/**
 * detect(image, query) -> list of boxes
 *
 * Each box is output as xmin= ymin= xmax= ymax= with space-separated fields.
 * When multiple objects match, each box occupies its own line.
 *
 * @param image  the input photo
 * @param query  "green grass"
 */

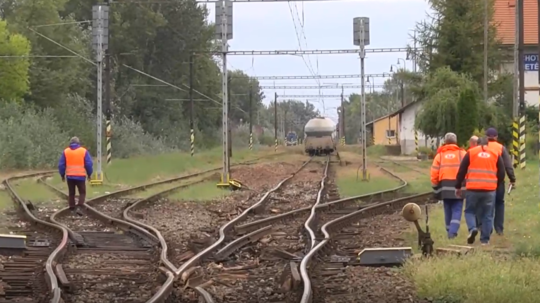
xmin=168 ymin=181 xmax=231 ymax=201
xmin=0 ymin=147 xmax=279 ymax=210
xmin=403 ymin=160 xmax=540 ymax=303
xmin=336 ymin=174 xmax=402 ymax=197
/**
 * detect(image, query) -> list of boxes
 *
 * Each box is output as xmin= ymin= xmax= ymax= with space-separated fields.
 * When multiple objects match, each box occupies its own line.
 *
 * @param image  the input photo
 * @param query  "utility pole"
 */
xmin=483 ymin=0 xmax=488 ymax=103
xmin=189 ymin=53 xmax=195 ymax=157
xmin=249 ymin=86 xmax=253 ymax=151
xmin=274 ymin=92 xmax=278 ymax=152
xmin=537 ymin=0 xmax=540 ymax=161
xmin=517 ymin=0 xmax=526 ymax=169
xmin=91 ymin=4 xmax=109 ymax=186
xmin=512 ymin=0 xmax=520 ymax=168
xmin=354 ymin=17 xmax=370 ymax=181
xmin=216 ymin=0 xmax=233 ymax=188
xmin=227 ymin=74 xmax=232 ymax=158
xmin=412 ymin=30 xmax=417 ymax=73
xmin=104 ymin=0 xmax=112 ymax=168
xmin=340 ymin=85 xmax=345 ymax=146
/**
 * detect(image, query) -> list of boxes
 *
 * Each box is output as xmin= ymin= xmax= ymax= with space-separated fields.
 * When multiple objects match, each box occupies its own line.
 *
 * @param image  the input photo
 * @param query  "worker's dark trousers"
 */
xmin=493 ymin=182 xmax=505 ymax=234
xmin=67 ymin=179 xmax=86 ymax=209
xmin=443 ymin=199 xmax=464 ymax=238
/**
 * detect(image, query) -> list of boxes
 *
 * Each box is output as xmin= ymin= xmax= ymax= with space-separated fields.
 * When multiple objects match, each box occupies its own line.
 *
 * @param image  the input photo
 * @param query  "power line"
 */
xmin=276 ymin=94 xmax=348 ymax=98
xmin=252 ymin=73 xmax=391 ymax=80
xmin=200 ymin=48 xmax=410 ymax=55
xmin=261 ymin=84 xmax=385 ymax=89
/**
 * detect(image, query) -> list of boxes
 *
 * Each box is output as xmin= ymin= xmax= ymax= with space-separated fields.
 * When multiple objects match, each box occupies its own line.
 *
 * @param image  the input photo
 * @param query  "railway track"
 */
xmin=1 ymin=172 xmax=67 ymax=303
xmin=0 ymin=154 xmax=281 ymax=303
xmin=122 ymin=156 xmax=332 ymax=301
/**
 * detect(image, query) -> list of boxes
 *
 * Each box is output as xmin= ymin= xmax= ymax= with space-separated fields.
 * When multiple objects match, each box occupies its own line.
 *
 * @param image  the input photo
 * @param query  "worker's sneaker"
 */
xmin=74 ymin=206 xmax=85 ymax=216
xmin=495 ymin=230 xmax=504 ymax=236
xmin=481 ymin=242 xmax=489 ymax=246
xmin=467 ymin=229 xmax=478 ymax=244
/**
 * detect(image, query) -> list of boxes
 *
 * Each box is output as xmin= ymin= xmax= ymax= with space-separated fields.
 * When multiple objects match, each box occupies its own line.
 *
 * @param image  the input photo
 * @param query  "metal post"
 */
xmin=360 ymin=20 xmax=368 ymax=180
xmin=189 ymin=53 xmax=195 ymax=157
xmin=249 ymin=86 xmax=253 ymax=151
xmin=512 ymin=0 xmax=520 ymax=168
xmin=537 ymin=0 xmax=540 ymax=164
xmin=227 ymin=74 xmax=232 ymax=159
xmin=219 ymin=0 xmax=230 ymax=186
xmin=483 ymin=0 xmax=488 ymax=103
xmin=518 ymin=0 xmax=526 ymax=169
xmin=274 ymin=92 xmax=278 ymax=152
xmin=96 ymin=8 xmax=104 ymax=183
xmin=105 ymin=42 xmax=112 ymax=167
xmin=340 ymin=86 xmax=345 ymax=146
xmin=413 ymin=30 xmax=417 ymax=73
xmin=415 ymin=129 xmax=419 ymax=156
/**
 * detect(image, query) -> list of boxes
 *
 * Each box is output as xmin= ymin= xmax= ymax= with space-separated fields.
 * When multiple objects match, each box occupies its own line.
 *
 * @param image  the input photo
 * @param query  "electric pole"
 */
xmin=274 ymin=92 xmax=278 ymax=152
xmin=249 ymin=86 xmax=253 ymax=151
xmin=91 ymin=4 xmax=109 ymax=185
xmin=104 ymin=0 xmax=112 ymax=168
xmin=216 ymin=0 xmax=233 ymax=188
xmin=354 ymin=17 xmax=370 ymax=181
xmin=483 ymin=0 xmax=488 ymax=104
xmin=518 ymin=0 xmax=526 ymax=169
xmin=340 ymin=85 xmax=345 ymax=145
xmin=227 ymin=74 xmax=232 ymax=158
xmin=189 ymin=53 xmax=195 ymax=157
xmin=512 ymin=0 xmax=520 ymax=168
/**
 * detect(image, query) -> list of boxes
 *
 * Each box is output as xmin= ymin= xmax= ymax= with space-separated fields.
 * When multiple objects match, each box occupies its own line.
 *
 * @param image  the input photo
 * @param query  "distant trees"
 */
xmin=0 ymin=20 xmax=30 ymax=101
xmin=411 ymin=0 xmax=514 ymax=145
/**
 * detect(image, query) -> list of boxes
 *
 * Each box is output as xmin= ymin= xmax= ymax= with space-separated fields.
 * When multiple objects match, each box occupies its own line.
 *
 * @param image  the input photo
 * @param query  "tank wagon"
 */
xmin=304 ymin=117 xmax=336 ymax=156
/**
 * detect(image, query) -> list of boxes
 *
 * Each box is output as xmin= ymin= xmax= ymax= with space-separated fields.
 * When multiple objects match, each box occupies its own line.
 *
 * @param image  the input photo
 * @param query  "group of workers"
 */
xmin=430 ymin=128 xmax=516 ymax=245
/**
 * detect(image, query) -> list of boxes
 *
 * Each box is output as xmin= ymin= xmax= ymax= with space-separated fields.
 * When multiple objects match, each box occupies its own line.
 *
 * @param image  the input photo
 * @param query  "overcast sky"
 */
xmin=203 ymin=0 xmax=431 ymax=122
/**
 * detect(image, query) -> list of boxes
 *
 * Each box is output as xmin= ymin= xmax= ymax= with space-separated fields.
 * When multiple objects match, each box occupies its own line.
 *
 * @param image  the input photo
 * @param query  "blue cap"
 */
xmin=485 ymin=128 xmax=498 ymax=137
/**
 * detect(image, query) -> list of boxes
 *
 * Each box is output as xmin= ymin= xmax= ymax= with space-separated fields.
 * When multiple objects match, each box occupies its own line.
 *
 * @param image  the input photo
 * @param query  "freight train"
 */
xmin=304 ymin=117 xmax=336 ymax=156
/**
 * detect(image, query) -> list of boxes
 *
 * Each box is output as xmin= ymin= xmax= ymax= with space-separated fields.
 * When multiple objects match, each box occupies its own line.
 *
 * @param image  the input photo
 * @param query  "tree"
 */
xmin=0 ymin=19 xmax=31 ymax=101
xmin=416 ymin=67 xmax=479 ymax=137
xmin=413 ymin=0 xmax=502 ymax=86
xmin=456 ymin=87 xmax=479 ymax=146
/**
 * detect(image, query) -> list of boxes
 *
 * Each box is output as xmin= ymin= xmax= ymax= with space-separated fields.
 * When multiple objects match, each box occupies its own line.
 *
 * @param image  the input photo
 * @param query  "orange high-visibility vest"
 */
xmin=487 ymin=141 xmax=503 ymax=156
xmin=64 ymin=147 xmax=87 ymax=177
xmin=430 ymin=145 xmax=466 ymax=198
xmin=466 ymin=145 xmax=499 ymax=191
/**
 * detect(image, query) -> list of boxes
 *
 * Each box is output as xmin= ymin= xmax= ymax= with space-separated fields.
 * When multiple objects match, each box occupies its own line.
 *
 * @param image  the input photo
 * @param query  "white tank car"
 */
xmin=304 ymin=117 xmax=336 ymax=156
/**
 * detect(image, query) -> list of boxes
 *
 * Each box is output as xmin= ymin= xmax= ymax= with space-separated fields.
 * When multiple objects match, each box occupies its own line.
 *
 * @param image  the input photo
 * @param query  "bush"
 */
xmin=111 ymin=116 xmax=171 ymax=158
xmin=0 ymin=102 xmax=68 ymax=169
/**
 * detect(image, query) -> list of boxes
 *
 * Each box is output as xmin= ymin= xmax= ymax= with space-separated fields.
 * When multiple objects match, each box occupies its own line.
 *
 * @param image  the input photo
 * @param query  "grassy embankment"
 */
xmin=335 ymin=146 xmax=403 ymax=197
xmin=402 ymin=160 xmax=540 ymax=303
xmin=0 ymin=146 xmax=285 ymax=209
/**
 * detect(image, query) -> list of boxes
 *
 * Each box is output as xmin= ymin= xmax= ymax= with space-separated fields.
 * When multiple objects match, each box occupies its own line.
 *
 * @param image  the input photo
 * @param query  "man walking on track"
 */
xmin=454 ymin=139 xmax=505 ymax=245
xmin=58 ymin=137 xmax=93 ymax=215
xmin=430 ymin=133 xmax=466 ymax=239
xmin=485 ymin=128 xmax=516 ymax=236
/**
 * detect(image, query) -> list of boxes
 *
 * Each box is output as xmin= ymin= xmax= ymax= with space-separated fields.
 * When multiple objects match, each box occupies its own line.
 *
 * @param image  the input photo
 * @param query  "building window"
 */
xmin=386 ymin=130 xmax=396 ymax=138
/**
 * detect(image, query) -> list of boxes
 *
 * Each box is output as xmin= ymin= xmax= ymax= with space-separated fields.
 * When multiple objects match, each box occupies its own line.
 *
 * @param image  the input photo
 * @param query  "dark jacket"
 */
xmin=455 ymin=149 xmax=505 ymax=191
xmin=488 ymin=139 xmax=516 ymax=183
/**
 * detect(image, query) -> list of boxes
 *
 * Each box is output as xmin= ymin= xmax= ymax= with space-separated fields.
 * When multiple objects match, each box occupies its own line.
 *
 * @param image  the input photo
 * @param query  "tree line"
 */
xmin=0 ymin=0 xmax=319 ymax=169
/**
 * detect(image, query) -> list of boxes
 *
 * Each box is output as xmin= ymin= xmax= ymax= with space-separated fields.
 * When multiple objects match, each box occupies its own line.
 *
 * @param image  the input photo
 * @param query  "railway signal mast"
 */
xmin=91 ymin=5 xmax=109 ymax=186
xmin=215 ymin=0 xmax=240 ymax=189
xmin=354 ymin=17 xmax=370 ymax=181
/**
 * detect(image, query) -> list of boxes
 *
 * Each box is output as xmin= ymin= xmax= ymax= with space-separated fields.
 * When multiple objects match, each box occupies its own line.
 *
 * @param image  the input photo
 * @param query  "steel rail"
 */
xmin=174 ymin=157 xmax=315 ymax=278
xmin=33 ymin=153 xmax=285 ymax=302
xmin=191 ymin=164 xmax=411 ymax=302
xmin=1 ymin=171 xmax=67 ymax=303
xmin=303 ymin=156 xmax=331 ymax=252
xmin=299 ymin=163 xmax=432 ymax=303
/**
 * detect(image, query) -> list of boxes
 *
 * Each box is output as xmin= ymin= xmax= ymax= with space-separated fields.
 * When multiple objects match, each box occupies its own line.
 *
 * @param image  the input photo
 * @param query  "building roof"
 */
xmin=494 ymin=0 xmax=538 ymax=45
xmin=366 ymin=101 xmax=418 ymax=126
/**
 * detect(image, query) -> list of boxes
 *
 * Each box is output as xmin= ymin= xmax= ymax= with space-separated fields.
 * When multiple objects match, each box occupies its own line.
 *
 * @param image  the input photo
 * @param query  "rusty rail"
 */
xmin=299 ymin=160 xmax=432 ymax=303
xmin=1 ymin=171 xmax=67 ymax=303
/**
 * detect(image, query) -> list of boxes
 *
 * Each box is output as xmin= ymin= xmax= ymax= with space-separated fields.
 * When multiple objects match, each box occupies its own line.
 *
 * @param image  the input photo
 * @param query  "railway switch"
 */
xmin=401 ymin=203 xmax=434 ymax=256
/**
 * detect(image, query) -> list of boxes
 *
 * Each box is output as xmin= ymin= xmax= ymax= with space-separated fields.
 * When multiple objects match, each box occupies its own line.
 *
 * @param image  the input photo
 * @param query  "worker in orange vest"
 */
xmin=454 ymin=139 xmax=505 ymax=245
xmin=58 ymin=137 xmax=93 ymax=215
xmin=484 ymin=128 xmax=516 ymax=236
xmin=430 ymin=133 xmax=466 ymax=239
